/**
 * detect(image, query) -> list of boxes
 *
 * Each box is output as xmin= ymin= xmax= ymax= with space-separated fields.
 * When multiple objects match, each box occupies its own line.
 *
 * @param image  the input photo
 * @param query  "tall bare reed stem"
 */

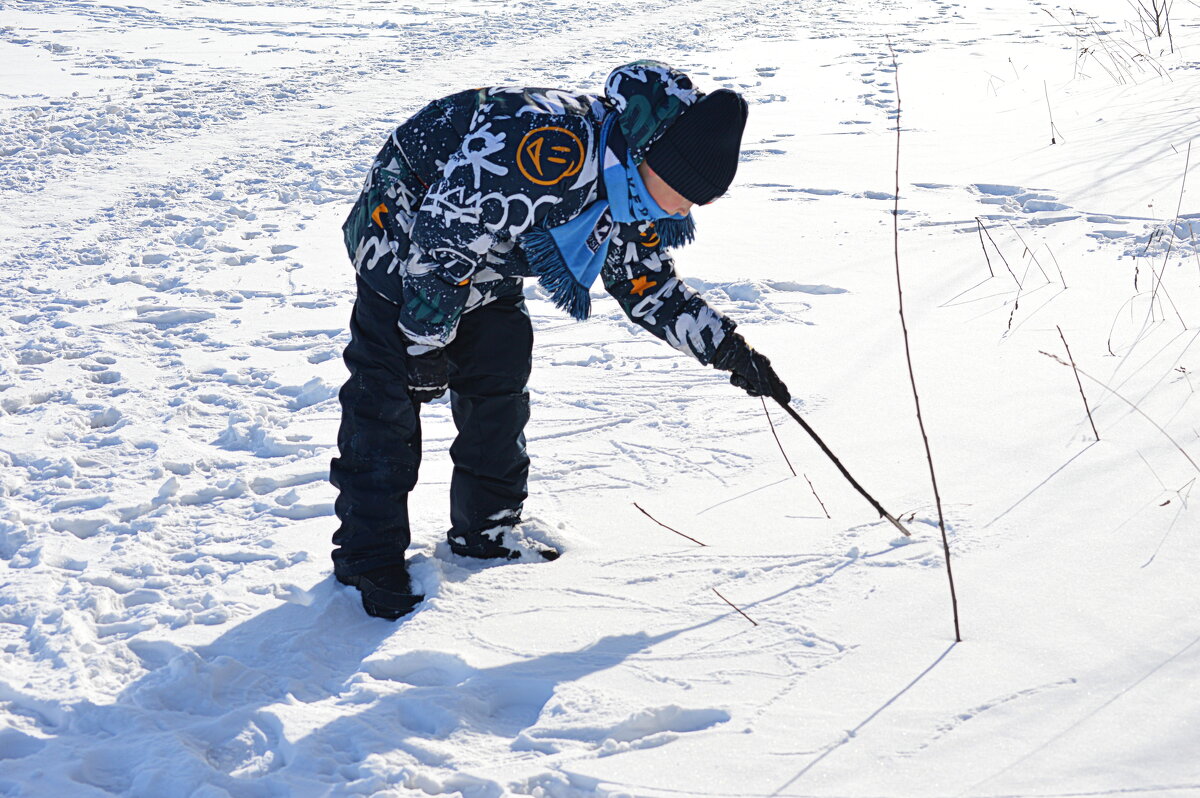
xmin=888 ymin=40 xmax=961 ymax=642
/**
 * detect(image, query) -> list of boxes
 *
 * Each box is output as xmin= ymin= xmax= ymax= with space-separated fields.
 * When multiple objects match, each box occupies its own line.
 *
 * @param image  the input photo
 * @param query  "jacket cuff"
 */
xmin=701 ymin=320 xmax=740 ymax=368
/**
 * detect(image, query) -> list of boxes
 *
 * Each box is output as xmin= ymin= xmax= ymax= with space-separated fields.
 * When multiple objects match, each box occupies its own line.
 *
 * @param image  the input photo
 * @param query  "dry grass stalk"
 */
xmin=805 ymin=474 xmax=832 ymax=519
xmin=758 ymin=399 xmax=833 ymax=520
xmin=1043 ymin=81 xmax=1064 ymax=144
xmin=1040 ymin=352 xmax=1200 ymax=473
xmin=977 ymin=218 xmax=1020 ymax=288
xmin=975 ymin=218 xmax=996 ymax=278
xmin=712 ymin=588 xmax=758 ymax=627
xmin=1005 ymin=222 xmax=1052 ymax=285
xmin=1057 ymin=325 xmax=1101 ymax=440
xmin=1045 ymin=244 xmax=1068 ymax=290
xmin=888 ymin=39 xmax=961 ymax=642
xmin=761 ymin=397 xmax=796 ymax=477
xmin=633 ymin=502 xmax=707 ymax=547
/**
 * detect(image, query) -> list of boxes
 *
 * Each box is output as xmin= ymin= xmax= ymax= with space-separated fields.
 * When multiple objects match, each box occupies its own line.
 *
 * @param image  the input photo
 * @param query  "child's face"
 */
xmin=638 ymin=162 xmax=696 ymax=217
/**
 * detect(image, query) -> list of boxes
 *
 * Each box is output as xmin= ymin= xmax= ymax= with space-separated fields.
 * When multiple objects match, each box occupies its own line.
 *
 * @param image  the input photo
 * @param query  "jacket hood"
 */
xmin=604 ymin=61 xmax=703 ymax=163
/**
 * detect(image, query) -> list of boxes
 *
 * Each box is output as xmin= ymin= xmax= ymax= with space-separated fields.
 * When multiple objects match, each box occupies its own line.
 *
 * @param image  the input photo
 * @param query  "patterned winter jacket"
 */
xmin=341 ymin=61 xmax=735 ymax=364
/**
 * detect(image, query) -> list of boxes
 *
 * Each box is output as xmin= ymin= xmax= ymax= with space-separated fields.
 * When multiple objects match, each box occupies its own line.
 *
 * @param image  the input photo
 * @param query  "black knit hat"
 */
xmin=644 ymin=89 xmax=748 ymax=205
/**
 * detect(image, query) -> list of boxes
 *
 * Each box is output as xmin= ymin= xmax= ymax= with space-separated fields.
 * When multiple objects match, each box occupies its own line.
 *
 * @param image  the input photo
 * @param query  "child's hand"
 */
xmin=406 ymin=349 xmax=449 ymax=402
xmin=712 ymin=332 xmax=790 ymax=403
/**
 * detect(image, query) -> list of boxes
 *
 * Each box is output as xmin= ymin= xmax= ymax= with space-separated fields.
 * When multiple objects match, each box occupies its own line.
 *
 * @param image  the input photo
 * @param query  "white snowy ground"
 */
xmin=2 ymin=0 xmax=1199 ymax=795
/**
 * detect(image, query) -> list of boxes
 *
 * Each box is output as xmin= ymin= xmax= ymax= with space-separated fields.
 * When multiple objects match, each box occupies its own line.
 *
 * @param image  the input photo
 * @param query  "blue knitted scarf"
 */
xmin=523 ymin=115 xmax=696 ymax=320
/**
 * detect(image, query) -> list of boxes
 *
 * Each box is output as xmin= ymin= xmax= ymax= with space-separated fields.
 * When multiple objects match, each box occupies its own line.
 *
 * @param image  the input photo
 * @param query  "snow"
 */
xmin=2 ymin=0 xmax=1200 ymax=795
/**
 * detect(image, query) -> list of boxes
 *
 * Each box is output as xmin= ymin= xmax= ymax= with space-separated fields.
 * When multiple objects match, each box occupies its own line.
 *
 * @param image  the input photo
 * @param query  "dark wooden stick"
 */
xmin=633 ymin=502 xmax=706 ymax=547
xmin=774 ymin=399 xmax=908 ymax=536
xmin=761 ymin=398 xmax=833 ymax=519
xmin=889 ymin=40 xmax=961 ymax=642
xmin=761 ymin=396 xmax=797 ymax=476
xmin=712 ymin=588 xmax=758 ymax=626
xmin=1056 ymin=325 xmax=1100 ymax=440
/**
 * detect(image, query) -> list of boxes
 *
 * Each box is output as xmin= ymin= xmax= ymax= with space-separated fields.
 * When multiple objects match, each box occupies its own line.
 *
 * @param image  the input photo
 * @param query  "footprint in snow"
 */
xmin=515 ymin=703 xmax=731 ymax=755
xmin=739 ymin=146 xmax=787 ymax=161
xmin=972 ymin=183 xmax=1076 ymax=225
xmin=133 ymin=305 xmax=216 ymax=328
xmin=257 ymin=328 xmax=342 ymax=352
xmin=684 ymin=277 xmax=847 ymax=300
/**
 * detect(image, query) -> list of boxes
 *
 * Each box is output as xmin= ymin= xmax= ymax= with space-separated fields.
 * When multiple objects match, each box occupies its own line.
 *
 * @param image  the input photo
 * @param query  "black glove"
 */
xmin=712 ymin=332 xmax=790 ymax=403
xmin=406 ymin=349 xmax=449 ymax=403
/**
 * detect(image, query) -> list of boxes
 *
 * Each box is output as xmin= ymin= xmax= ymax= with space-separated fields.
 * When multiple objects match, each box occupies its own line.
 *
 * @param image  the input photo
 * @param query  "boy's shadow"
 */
xmin=6 ymin=576 xmax=692 ymax=796
xmin=279 ymin=625 xmax=686 ymax=788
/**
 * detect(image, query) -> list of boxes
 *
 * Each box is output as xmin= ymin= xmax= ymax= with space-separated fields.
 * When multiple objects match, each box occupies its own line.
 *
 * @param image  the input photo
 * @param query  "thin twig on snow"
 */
xmin=805 ymin=473 xmax=832 ymax=519
xmin=633 ymin=502 xmax=707 ymax=547
xmin=1057 ymin=325 xmax=1100 ymax=440
xmin=712 ymin=588 xmax=758 ymax=627
xmin=761 ymin=397 xmax=797 ymax=477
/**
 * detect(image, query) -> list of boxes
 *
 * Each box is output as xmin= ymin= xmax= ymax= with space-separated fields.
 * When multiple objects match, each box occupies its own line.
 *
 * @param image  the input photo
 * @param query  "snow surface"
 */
xmin=2 ymin=0 xmax=1200 ymax=795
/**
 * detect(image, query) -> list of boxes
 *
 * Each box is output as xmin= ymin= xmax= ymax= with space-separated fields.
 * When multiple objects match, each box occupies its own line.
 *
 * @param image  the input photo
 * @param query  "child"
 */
xmin=332 ymin=61 xmax=788 ymax=619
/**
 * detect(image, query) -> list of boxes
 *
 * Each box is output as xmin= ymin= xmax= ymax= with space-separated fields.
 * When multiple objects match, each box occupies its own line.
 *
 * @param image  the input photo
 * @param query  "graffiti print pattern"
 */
xmin=601 ymin=220 xmax=733 ymax=365
xmin=341 ymin=61 xmax=731 ymax=364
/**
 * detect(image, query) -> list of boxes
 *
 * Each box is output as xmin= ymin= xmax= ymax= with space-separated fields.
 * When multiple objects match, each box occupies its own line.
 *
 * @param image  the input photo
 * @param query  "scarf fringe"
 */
xmin=656 ymin=215 xmax=695 ymax=249
xmin=523 ymin=226 xmax=592 ymax=321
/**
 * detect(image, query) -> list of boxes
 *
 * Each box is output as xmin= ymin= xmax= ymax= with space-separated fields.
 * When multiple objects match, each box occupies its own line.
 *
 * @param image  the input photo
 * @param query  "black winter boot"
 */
xmin=336 ymin=564 xmax=424 ymax=620
xmin=448 ymin=517 xmax=560 ymax=562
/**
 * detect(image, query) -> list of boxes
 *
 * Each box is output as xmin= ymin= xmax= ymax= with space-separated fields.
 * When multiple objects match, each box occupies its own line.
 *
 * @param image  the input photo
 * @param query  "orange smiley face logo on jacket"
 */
xmin=639 ymin=223 xmax=661 ymax=248
xmin=517 ymin=126 xmax=585 ymax=186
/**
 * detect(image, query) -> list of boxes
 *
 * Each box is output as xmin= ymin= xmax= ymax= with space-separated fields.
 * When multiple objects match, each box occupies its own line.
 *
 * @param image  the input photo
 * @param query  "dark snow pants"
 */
xmin=330 ymin=277 xmax=532 ymax=577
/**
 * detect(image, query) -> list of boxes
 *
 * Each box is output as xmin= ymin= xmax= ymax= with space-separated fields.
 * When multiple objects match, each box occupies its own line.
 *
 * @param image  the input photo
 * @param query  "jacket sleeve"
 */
xmin=600 ymin=221 xmax=736 ymax=365
xmin=398 ymin=101 xmax=593 ymax=354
